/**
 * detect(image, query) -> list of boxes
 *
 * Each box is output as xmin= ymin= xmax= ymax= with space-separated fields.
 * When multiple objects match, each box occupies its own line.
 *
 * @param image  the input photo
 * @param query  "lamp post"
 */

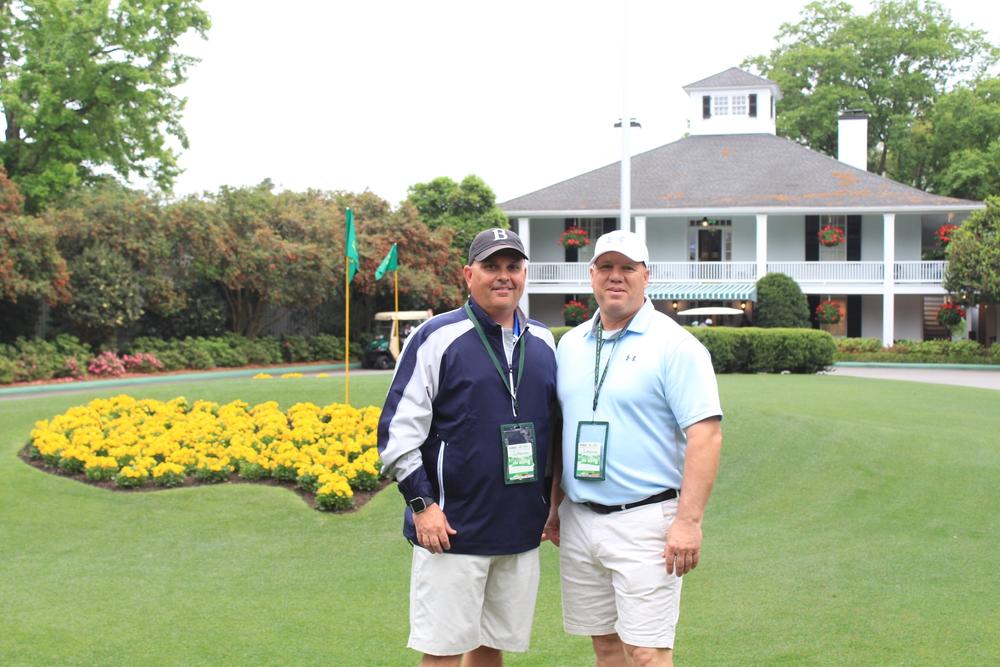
xmin=616 ymin=0 xmax=640 ymax=232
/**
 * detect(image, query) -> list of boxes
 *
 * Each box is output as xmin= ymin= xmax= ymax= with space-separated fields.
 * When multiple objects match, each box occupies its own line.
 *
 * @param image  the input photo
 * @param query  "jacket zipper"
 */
xmin=436 ymin=440 xmax=447 ymax=509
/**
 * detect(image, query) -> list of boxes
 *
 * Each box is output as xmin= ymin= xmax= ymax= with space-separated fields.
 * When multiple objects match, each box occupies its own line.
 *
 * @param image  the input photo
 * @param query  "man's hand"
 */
xmin=541 ymin=507 xmax=560 ymax=546
xmin=664 ymin=517 xmax=702 ymax=577
xmin=413 ymin=503 xmax=457 ymax=553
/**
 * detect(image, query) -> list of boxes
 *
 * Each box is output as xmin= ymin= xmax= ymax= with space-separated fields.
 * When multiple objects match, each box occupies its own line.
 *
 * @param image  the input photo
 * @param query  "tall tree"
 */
xmin=349 ymin=198 xmax=465 ymax=330
xmin=0 ymin=0 xmax=210 ymax=211
xmin=42 ymin=181 xmax=184 ymax=317
xmin=0 ymin=167 xmax=68 ymax=306
xmin=170 ymin=182 xmax=346 ymax=337
xmin=920 ymin=78 xmax=1000 ymax=199
xmin=744 ymin=0 xmax=998 ymax=180
xmin=944 ymin=196 xmax=1000 ymax=304
xmin=406 ymin=175 xmax=508 ymax=255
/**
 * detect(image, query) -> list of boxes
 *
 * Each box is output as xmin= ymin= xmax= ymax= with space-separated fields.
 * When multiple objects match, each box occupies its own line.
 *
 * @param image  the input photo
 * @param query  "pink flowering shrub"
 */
xmin=87 ymin=351 xmax=127 ymax=377
xmin=122 ymin=352 xmax=164 ymax=373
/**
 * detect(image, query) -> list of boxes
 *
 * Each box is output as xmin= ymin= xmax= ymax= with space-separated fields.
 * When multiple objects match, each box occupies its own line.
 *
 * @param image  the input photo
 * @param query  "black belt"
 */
xmin=581 ymin=489 xmax=677 ymax=514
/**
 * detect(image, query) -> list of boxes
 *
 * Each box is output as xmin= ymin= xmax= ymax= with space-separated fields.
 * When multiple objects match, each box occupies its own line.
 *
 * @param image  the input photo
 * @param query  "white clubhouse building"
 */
xmin=501 ymin=68 xmax=992 ymax=346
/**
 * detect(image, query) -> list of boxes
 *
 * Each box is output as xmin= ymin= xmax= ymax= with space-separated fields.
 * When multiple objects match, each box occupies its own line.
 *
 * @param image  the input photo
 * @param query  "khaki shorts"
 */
xmin=559 ymin=498 xmax=682 ymax=648
xmin=408 ymin=546 xmax=540 ymax=656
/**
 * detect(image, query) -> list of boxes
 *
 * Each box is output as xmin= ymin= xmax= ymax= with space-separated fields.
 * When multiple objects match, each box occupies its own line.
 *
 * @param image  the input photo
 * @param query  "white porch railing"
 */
xmin=528 ymin=261 xmax=759 ymax=283
xmin=528 ymin=261 xmax=947 ymax=285
xmin=765 ymin=261 xmax=884 ymax=282
xmin=528 ymin=262 xmax=591 ymax=283
xmin=895 ymin=261 xmax=946 ymax=282
xmin=648 ymin=262 xmax=758 ymax=281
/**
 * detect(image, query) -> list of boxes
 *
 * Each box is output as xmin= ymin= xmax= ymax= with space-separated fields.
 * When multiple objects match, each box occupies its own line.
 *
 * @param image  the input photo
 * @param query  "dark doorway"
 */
xmin=698 ymin=229 xmax=722 ymax=261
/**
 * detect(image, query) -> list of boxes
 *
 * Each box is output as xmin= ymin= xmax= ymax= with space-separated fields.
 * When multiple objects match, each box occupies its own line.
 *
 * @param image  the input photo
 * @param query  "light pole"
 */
xmin=616 ymin=0 xmax=640 ymax=232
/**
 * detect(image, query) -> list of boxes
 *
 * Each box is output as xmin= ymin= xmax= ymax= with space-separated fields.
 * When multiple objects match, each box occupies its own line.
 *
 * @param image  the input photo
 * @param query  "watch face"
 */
xmin=409 ymin=497 xmax=427 ymax=513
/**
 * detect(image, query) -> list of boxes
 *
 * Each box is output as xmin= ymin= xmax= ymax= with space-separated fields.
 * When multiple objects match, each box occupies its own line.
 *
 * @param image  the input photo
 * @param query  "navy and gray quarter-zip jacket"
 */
xmin=377 ymin=297 xmax=558 ymax=555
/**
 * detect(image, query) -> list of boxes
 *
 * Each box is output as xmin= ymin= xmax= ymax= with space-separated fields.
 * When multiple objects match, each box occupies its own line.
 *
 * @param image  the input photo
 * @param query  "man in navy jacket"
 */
xmin=378 ymin=228 xmax=558 ymax=666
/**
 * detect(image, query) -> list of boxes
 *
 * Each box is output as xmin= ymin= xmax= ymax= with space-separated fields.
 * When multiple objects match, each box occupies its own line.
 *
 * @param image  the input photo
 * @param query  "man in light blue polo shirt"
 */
xmin=544 ymin=230 xmax=723 ymax=667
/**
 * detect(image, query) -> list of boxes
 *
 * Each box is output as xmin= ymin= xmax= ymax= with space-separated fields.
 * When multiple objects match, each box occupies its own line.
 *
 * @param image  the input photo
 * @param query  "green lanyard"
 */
xmin=592 ymin=320 xmax=621 ymax=412
xmin=464 ymin=302 xmax=526 ymax=417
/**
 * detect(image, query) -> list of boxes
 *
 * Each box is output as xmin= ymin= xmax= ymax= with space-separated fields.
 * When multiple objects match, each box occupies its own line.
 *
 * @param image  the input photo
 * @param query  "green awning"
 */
xmin=645 ymin=282 xmax=757 ymax=301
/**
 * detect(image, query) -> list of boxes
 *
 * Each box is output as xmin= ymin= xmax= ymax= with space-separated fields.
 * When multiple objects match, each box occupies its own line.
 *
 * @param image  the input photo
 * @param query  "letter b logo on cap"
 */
xmin=492 ymin=229 xmax=508 ymax=240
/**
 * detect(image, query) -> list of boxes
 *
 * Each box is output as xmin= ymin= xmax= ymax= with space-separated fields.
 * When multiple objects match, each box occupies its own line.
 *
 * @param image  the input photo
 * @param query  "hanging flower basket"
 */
xmin=936 ymin=302 xmax=966 ymax=330
xmin=935 ymin=223 xmax=958 ymax=246
xmin=562 ymin=299 xmax=591 ymax=325
xmin=559 ymin=226 xmax=590 ymax=249
xmin=817 ymin=225 xmax=845 ymax=247
xmin=814 ymin=299 xmax=843 ymax=325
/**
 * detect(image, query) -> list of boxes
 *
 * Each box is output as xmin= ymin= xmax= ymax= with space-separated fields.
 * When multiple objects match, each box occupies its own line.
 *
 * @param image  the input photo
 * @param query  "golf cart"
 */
xmin=362 ymin=309 xmax=434 ymax=369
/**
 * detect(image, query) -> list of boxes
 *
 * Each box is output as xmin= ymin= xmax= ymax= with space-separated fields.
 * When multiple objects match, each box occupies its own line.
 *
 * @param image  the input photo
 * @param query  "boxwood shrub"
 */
xmin=688 ymin=327 xmax=836 ymax=374
xmin=547 ymin=323 xmax=835 ymax=374
xmin=834 ymin=337 xmax=1000 ymax=364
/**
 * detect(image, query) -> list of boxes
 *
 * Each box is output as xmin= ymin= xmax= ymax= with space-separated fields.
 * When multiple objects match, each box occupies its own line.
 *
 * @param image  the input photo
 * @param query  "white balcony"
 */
xmin=648 ymin=262 xmax=758 ymax=281
xmin=528 ymin=261 xmax=758 ymax=284
xmin=895 ymin=261 xmax=946 ymax=282
xmin=527 ymin=261 xmax=948 ymax=290
xmin=766 ymin=261 xmax=884 ymax=282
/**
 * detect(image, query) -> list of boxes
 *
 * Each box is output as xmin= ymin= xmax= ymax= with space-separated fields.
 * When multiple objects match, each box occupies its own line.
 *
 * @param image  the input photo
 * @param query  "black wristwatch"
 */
xmin=407 ymin=496 xmax=434 ymax=514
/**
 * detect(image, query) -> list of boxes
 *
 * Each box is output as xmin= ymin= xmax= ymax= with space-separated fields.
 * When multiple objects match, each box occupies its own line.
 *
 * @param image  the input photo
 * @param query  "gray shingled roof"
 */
xmin=499 ymin=134 xmax=979 ymax=213
xmin=683 ymin=67 xmax=778 ymax=90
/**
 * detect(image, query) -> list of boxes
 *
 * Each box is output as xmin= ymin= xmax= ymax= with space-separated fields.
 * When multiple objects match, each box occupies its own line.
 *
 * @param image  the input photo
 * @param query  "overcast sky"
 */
xmin=168 ymin=0 xmax=1000 ymax=207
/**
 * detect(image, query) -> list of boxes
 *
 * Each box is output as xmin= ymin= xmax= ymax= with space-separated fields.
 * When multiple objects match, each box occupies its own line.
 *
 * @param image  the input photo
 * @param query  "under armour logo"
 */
xmin=492 ymin=229 xmax=509 ymax=240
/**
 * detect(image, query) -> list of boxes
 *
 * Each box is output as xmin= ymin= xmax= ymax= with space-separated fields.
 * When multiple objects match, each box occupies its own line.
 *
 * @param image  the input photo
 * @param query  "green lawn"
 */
xmin=1 ymin=374 xmax=998 ymax=666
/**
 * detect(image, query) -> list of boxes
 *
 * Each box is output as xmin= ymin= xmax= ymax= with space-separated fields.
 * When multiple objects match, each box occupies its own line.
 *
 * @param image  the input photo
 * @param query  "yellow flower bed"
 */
xmin=28 ymin=395 xmax=382 ymax=511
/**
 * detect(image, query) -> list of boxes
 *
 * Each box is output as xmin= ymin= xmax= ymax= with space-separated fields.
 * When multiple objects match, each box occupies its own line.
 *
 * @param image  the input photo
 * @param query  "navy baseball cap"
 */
xmin=468 ymin=228 xmax=528 ymax=264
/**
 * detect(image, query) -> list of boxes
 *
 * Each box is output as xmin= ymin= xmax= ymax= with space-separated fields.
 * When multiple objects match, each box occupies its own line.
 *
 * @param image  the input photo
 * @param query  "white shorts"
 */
xmin=558 ymin=498 xmax=682 ymax=648
xmin=408 ymin=546 xmax=540 ymax=656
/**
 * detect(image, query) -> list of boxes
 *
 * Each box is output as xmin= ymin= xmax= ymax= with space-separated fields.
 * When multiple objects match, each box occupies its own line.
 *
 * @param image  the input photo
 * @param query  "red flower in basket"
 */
xmin=935 ymin=223 xmax=958 ymax=246
xmin=562 ymin=299 xmax=591 ymax=325
xmin=815 ymin=299 xmax=843 ymax=325
xmin=936 ymin=302 xmax=966 ymax=329
xmin=559 ymin=226 xmax=590 ymax=249
xmin=817 ymin=225 xmax=845 ymax=247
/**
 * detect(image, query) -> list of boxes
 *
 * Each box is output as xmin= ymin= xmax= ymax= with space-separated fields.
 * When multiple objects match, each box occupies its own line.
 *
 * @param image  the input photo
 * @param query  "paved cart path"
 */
xmin=827 ymin=365 xmax=1000 ymax=391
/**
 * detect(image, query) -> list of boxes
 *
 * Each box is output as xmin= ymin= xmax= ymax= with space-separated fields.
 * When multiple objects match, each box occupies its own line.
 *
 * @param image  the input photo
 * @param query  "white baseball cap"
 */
xmin=590 ymin=230 xmax=649 ymax=265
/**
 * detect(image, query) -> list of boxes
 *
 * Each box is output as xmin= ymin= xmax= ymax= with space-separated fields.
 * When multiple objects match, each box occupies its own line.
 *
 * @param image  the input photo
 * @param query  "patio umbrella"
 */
xmin=676 ymin=306 xmax=745 ymax=316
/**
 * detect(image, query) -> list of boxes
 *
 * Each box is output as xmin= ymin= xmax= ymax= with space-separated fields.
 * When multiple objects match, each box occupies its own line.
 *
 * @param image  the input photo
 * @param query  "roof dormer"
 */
xmin=683 ymin=67 xmax=782 ymax=136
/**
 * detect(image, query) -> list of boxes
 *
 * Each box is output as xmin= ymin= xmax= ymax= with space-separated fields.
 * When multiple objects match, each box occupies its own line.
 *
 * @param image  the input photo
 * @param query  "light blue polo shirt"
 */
xmin=556 ymin=299 xmax=722 ymax=505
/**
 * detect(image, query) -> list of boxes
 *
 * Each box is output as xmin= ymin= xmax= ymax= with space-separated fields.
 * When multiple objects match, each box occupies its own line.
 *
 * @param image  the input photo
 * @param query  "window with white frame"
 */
xmin=711 ymin=95 xmax=729 ymax=116
xmin=566 ymin=218 xmax=607 ymax=262
xmin=731 ymin=94 xmax=747 ymax=116
xmin=818 ymin=214 xmax=847 ymax=261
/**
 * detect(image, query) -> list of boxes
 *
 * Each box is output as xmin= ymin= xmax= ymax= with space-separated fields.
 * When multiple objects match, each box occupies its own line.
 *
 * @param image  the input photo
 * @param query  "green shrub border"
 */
xmin=549 ymin=323 xmax=837 ymax=374
xmin=0 ymin=333 xmax=362 ymax=385
xmin=834 ymin=337 xmax=1000 ymax=365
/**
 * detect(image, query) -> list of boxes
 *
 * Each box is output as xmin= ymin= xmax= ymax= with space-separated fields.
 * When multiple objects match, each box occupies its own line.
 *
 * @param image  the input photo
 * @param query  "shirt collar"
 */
xmin=467 ymin=296 xmax=526 ymax=333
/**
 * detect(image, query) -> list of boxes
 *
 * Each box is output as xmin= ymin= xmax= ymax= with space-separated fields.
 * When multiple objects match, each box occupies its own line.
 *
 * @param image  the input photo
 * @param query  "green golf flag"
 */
xmin=375 ymin=243 xmax=398 ymax=281
xmin=346 ymin=208 xmax=359 ymax=283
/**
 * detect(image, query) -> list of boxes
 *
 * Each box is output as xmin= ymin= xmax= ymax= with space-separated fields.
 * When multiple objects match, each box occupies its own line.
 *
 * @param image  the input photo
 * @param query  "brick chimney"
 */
xmin=838 ymin=110 xmax=868 ymax=171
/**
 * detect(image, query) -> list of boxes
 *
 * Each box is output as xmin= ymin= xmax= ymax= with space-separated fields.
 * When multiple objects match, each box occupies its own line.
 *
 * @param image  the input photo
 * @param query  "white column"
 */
xmin=634 ymin=216 xmax=647 ymax=250
xmin=517 ymin=217 xmax=531 ymax=260
xmin=518 ymin=217 xmax=530 ymax=319
xmin=755 ymin=214 xmax=768 ymax=282
xmin=882 ymin=213 xmax=896 ymax=346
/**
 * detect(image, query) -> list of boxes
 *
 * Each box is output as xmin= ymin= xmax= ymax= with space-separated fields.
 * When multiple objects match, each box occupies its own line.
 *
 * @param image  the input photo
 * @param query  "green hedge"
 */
xmin=545 ymin=324 xmax=835 ymax=374
xmin=0 ymin=335 xmax=91 ymax=382
xmin=0 ymin=332 xmax=359 ymax=385
xmin=688 ymin=327 xmax=836 ymax=374
xmin=835 ymin=337 xmax=1000 ymax=364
